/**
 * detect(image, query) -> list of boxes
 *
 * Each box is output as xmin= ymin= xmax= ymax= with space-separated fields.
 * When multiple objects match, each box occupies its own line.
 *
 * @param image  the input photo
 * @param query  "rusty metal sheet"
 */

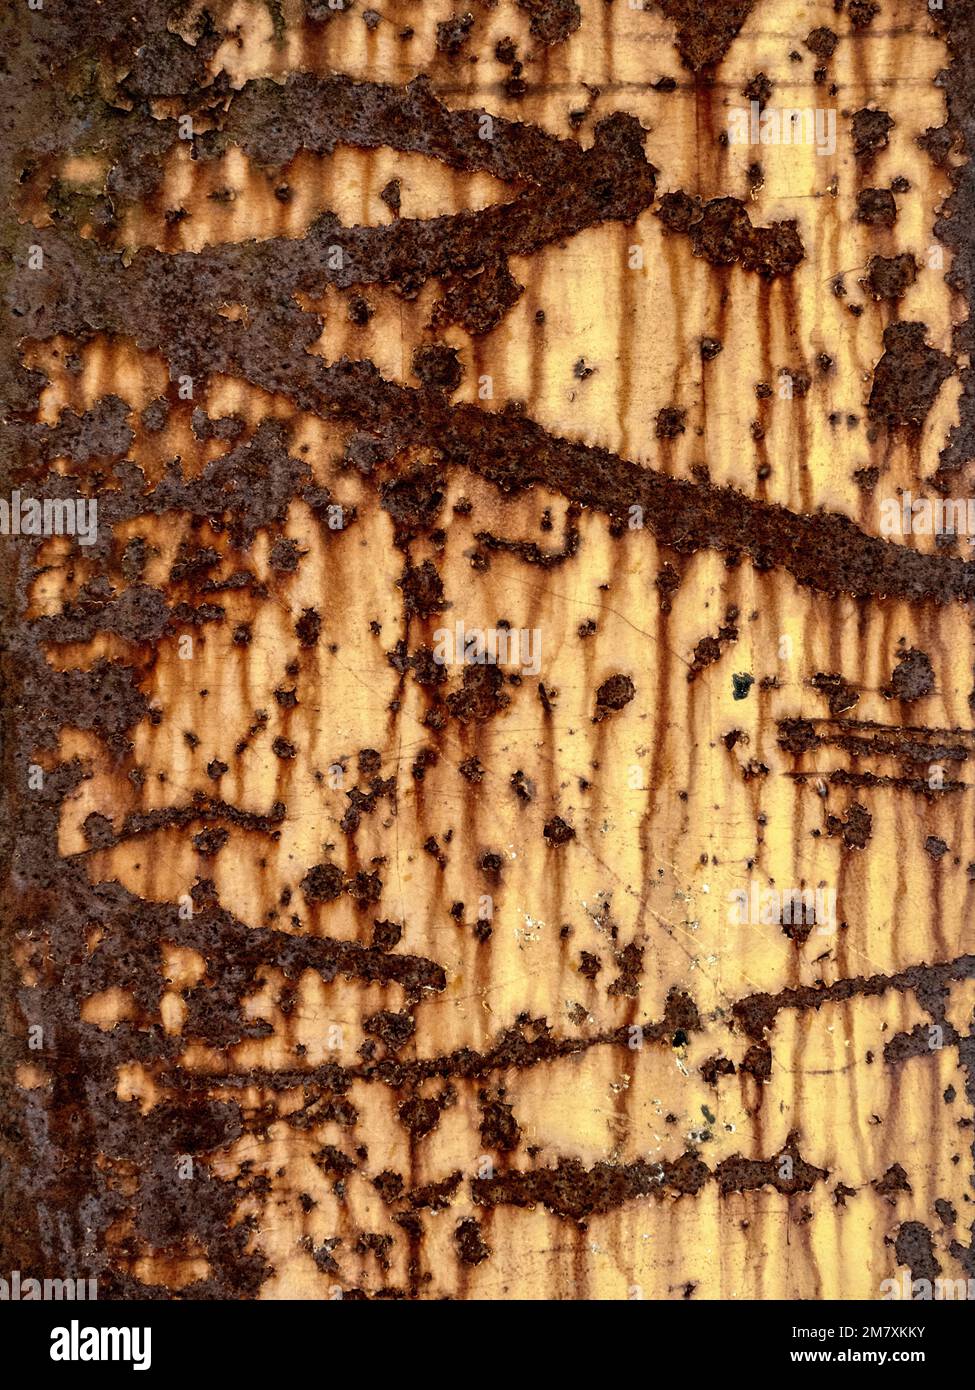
xmin=2 ymin=0 xmax=974 ymax=1306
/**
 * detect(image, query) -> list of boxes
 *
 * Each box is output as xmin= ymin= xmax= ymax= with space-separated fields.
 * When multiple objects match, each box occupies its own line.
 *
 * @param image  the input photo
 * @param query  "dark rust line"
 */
xmin=733 ymin=954 xmax=975 ymax=1040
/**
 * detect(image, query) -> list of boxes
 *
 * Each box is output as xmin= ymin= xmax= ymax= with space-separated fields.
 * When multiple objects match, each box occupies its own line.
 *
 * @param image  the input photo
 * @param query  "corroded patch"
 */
xmin=2 ymin=0 xmax=974 ymax=1302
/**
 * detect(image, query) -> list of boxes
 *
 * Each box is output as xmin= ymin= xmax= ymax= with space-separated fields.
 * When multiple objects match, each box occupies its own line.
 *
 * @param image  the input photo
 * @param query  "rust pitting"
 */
xmin=3 ymin=0 xmax=975 ymax=1303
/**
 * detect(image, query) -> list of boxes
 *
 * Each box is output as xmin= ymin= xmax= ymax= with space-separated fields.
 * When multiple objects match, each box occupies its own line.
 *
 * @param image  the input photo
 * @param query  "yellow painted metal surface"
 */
xmin=5 ymin=0 xmax=974 ymax=1301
